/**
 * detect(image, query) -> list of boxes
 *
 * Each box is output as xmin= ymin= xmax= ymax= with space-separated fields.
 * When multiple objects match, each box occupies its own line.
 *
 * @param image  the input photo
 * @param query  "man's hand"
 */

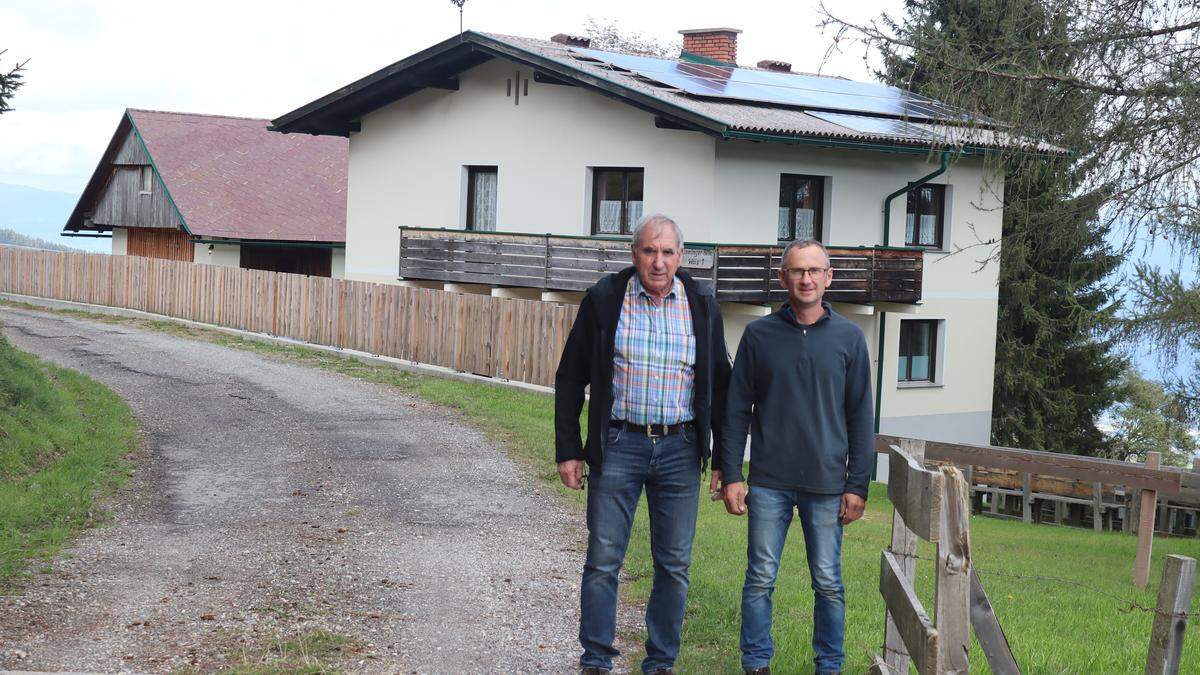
xmin=558 ymin=459 xmax=585 ymax=490
xmin=709 ymin=470 xmax=724 ymax=501
xmin=839 ymin=492 xmax=866 ymax=525
xmin=723 ymin=481 xmax=747 ymax=516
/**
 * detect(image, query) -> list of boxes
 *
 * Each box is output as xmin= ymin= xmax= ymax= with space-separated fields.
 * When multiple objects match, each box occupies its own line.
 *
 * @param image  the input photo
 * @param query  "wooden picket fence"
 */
xmin=0 ymin=246 xmax=577 ymax=388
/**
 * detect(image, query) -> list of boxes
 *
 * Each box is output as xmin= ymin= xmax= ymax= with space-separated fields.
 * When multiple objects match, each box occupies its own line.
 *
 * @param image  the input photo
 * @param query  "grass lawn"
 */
xmin=0 ymin=331 xmax=138 ymax=589
xmin=5 ymin=300 xmax=1199 ymax=672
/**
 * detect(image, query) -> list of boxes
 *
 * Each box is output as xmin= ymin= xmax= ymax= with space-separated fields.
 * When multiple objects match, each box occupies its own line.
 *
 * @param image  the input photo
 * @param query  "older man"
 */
xmin=719 ymin=239 xmax=874 ymax=675
xmin=555 ymin=214 xmax=731 ymax=675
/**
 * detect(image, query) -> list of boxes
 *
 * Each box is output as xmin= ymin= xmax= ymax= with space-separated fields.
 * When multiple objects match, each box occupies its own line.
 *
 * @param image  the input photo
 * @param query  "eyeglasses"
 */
xmin=782 ymin=266 xmax=830 ymax=279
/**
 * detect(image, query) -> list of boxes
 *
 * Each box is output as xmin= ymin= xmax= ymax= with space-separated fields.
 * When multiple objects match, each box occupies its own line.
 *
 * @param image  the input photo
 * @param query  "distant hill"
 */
xmin=0 ymin=182 xmax=108 ymax=253
xmin=0 ymin=227 xmax=86 ymax=252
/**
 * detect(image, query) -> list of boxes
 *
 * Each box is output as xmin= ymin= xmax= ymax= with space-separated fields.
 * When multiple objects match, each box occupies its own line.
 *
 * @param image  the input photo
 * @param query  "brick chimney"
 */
xmin=679 ymin=27 xmax=741 ymax=64
xmin=551 ymin=33 xmax=590 ymax=48
xmin=757 ymin=59 xmax=792 ymax=73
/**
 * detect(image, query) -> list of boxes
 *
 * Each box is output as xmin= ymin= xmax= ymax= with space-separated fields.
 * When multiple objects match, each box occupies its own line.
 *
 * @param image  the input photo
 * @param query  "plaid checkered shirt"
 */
xmin=611 ymin=274 xmax=696 ymax=425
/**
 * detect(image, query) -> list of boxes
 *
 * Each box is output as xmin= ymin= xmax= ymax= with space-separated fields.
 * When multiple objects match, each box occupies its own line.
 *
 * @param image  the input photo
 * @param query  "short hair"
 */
xmin=782 ymin=238 xmax=830 ymax=266
xmin=631 ymin=214 xmax=684 ymax=249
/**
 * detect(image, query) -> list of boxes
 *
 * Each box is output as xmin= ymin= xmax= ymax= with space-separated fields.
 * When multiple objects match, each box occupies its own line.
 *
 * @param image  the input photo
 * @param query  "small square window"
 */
xmin=591 ymin=168 xmax=643 ymax=235
xmin=905 ymin=184 xmax=945 ymax=248
xmin=898 ymin=319 xmax=939 ymax=383
xmin=778 ymin=174 xmax=824 ymax=242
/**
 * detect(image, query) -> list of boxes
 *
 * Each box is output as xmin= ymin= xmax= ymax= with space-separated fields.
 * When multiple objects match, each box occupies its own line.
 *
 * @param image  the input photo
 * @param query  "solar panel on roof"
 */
xmin=807 ymin=111 xmax=942 ymax=141
xmin=574 ymin=48 xmax=980 ymax=123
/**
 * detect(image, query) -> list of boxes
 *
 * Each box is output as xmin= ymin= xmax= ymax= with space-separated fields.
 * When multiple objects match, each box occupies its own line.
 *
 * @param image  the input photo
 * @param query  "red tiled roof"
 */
xmin=128 ymin=109 xmax=347 ymax=242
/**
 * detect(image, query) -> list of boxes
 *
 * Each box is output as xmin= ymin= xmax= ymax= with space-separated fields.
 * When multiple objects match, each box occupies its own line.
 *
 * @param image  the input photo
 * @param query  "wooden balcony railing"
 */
xmin=398 ymin=227 xmax=923 ymax=304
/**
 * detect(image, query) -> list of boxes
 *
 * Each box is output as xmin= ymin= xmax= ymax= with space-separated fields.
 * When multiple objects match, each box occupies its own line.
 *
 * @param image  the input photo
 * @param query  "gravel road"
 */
xmin=0 ymin=307 xmax=608 ymax=673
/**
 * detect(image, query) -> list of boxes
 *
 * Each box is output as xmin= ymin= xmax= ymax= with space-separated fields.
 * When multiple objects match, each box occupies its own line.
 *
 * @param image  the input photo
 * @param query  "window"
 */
xmin=591 ymin=168 xmax=644 ymax=235
xmin=898 ymin=319 xmax=938 ymax=383
xmin=905 ymin=184 xmax=945 ymax=248
xmin=466 ymin=166 xmax=498 ymax=231
xmin=139 ymin=165 xmax=153 ymax=194
xmin=778 ymin=174 xmax=824 ymax=242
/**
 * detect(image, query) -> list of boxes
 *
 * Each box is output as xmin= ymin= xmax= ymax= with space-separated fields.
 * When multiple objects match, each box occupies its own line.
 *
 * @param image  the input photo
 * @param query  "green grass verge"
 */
xmin=0 ymin=330 xmax=137 ymax=588
xmin=5 ymin=300 xmax=1199 ymax=672
xmin=217 ymin=628 xmax=356 ymax=674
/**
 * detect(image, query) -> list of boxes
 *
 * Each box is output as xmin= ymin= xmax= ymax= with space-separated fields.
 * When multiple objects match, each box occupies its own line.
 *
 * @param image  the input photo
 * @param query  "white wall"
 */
xmin=193 ymin=240 xmax=241 ymax=267
xmin=111 ymin=227 xmax=127 ymax=255
xmin=345 ymin=54 xmax=1005 ymax=445
xmin=332 ymin=248 xmax=346 ymax=279
xmin=346 ymin=57 xmax=717 ymax=283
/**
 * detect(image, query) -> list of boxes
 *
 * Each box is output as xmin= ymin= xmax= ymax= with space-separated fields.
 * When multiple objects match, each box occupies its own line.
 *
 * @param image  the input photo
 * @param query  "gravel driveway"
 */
xmin=0 ymin=307 xmax=596 ymax=673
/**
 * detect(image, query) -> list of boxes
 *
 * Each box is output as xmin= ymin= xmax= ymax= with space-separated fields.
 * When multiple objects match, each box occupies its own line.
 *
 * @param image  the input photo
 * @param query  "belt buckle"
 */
xmin=646 ymin=423 xmax=667 ymax=438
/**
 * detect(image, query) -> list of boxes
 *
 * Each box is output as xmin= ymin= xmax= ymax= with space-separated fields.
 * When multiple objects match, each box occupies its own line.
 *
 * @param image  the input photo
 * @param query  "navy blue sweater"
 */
xmin=719 ymin=302 xmax=875 ymax=498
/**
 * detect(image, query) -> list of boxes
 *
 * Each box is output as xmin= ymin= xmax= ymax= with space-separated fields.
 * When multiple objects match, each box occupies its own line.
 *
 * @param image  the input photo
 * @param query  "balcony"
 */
xmin=398 ymin=227 xmax=923 ymax=305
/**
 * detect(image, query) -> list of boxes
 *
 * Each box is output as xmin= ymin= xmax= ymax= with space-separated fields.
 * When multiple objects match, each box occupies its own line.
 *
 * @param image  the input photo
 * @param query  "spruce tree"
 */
xmin=879 ymin=0 xmax=1126 ymax=454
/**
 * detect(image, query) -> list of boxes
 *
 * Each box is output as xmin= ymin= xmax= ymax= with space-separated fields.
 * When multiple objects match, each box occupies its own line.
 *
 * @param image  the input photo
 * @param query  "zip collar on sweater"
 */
xmin=777 ymin=300 xmax=834 ymax=328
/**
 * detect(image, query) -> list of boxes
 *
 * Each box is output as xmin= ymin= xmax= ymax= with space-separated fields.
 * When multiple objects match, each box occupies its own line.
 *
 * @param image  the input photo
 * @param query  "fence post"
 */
xmin=883 ymin=438 xmax=925 ymax=674
xmin=1145 ymin=554 xmax=1197 ymax=674
xmin=936 ymin=466 xmax=971 ymax=673
xmin=1022 ymin=472 xmax=1033 ymax=523
xmin=1135 ymin=452 xmax=1161 ymax=588
xmin=1094 ymin=482 xmax=1104 ymax=533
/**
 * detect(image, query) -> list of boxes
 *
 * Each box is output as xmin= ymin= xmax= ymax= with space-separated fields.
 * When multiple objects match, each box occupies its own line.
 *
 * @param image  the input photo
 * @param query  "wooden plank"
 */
xmin=1022 ymin=472 xmax=1033 ymax=523
xmin=886 ymin=443 xmax=943 ymax=543
xmin=880 ymin=550 xmax=939 ymax=674
xmin=869 ymin=654 xmax=897 ymax=675
xmin=970 ymin=569 xmax=1021 ymax=675
xmin=875 ymin=435 xmax=1183 ymax=494
xmin=1145 ymin=554 xmax=1197 ymax=674
xmin=1094 ymin=482 xmax=1105 ymax=532
xmin=883 ymin=438 xmax=927 ymax=674
xmin=935 ymin=466 xmax=971 ymax=674
xmin=1135 ymin=452 xmax=1161 ymax=588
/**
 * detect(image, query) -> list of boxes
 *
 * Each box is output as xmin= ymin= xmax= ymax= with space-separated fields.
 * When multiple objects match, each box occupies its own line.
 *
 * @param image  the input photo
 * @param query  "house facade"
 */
xmin=271 ymin=29 xmax=1044 ymax=447
xmin=64 ymin=109 xmax=349 ymax=278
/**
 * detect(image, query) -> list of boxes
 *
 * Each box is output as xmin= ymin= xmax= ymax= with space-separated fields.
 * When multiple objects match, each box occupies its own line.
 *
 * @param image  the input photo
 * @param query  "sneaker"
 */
xmin=580 ymin=668 xmax=610 ymax=675
xmin=744 ymin=667 xmax=770 ymax=675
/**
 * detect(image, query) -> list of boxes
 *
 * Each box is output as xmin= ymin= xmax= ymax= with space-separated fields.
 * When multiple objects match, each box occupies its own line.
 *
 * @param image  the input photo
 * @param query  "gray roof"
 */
xmin=487 ymin=33 xmax=1058 ymax=154
xmin=271 ymin=31 xmax=1059 ymax=155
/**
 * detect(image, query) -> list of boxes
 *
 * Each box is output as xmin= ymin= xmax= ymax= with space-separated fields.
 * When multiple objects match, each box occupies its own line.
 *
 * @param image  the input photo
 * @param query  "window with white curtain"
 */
xmin=139 ymin=165 xmax=153 ymax=194
xmin=466 ymin=166 xmax=498 ymax=231
xmin=778 ymin=174 xmax=824 ymax=242
xmin=905 ymin=184 xmax=945 ymax=248
xmin=591 ymin=168 xmax=644 ymax=235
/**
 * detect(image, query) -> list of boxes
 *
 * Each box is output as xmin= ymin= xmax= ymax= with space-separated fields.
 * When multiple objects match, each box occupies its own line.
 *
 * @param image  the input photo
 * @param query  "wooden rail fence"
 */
xmin=875 ymin=435 xmax=1196 ymax=587
xmin=0 ymin=245 xmax=576 ymax=388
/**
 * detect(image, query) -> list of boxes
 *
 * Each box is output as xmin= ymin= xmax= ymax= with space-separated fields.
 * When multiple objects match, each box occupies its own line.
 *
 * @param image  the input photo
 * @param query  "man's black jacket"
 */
xmin=554 ymin=266 xmax=731 ymax=471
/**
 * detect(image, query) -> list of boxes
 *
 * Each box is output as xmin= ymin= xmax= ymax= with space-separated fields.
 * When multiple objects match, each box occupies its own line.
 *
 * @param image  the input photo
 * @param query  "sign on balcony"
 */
xmin=682 ymin=249 xmax=715 ymax=269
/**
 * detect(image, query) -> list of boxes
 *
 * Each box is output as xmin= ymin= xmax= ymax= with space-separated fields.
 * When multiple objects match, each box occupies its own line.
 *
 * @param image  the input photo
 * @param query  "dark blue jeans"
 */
xmin=579 ymin=424 xmax=701 ymax=673
xmin=741 ymin=486 xmax=845 ymax=673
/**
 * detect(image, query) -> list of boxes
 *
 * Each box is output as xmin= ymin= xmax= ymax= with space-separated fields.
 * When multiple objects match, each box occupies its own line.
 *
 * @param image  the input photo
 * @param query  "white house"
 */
xmin=271 ymin=28 xmax=1052 ymax=447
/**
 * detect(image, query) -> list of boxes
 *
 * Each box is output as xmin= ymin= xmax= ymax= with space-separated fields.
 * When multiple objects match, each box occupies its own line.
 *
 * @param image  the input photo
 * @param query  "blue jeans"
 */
xmin=579 ymin=424 xmax=701 ymax=673
xmin=741 ymin=486 xmax=845 ymax=673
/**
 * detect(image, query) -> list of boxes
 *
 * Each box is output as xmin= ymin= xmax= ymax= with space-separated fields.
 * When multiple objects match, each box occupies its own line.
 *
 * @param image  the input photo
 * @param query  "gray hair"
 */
xmin=631 ymin=213 xmax=684 ymax=249
xmin=782 ymin=238 xmax=830 ymax=266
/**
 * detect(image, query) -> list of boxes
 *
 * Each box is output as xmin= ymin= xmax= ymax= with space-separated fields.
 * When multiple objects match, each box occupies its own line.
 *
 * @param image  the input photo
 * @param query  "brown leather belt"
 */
xmin=610 ymin=420 xmax=693 ymax=438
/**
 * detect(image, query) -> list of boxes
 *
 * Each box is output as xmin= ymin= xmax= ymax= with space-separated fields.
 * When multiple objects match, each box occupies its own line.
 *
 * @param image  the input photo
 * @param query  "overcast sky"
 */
xmin=0 ymin=0 xmax=901 ymax=194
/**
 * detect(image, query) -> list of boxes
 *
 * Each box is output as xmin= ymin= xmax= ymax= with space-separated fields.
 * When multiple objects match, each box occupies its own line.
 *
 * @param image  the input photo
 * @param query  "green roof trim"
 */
xmin=191 ymin=238 xmax=344 ymax=249
xmin=124 ymin=110 xmax=192 ymax=236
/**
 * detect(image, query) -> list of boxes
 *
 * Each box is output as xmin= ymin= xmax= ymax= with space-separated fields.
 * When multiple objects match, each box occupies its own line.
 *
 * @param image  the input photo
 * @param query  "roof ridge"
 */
xmin=488 ymin=32 xmax=849 ymax=81
xmin=127 ymin=108 xmax=269 ymax=123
